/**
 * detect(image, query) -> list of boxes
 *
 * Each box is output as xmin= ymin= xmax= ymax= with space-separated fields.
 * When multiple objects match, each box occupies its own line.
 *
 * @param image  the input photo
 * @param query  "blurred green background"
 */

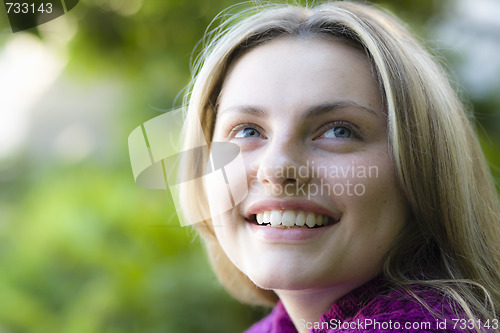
xmin=0 ymin=0 xmax=499 ymax=332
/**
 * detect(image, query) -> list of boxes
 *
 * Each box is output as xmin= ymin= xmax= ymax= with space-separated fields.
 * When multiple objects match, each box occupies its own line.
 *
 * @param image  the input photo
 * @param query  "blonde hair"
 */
xmin=179 ymin=1 xmax=500 ymax=328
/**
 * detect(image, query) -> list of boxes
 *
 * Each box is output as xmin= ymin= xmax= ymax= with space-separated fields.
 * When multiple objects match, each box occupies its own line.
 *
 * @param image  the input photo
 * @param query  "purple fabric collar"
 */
xmin=245 ymin=276 xmax=388 ymax=333
xmin=244 ymin=276 xmax=472 ymax=333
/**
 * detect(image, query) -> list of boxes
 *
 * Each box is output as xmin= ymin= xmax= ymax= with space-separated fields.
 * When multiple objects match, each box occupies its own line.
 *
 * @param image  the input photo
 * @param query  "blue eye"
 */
xmin=323 ymin=126 xmax=352 ymax=138
xmin=234 ymin=127 xmax=261 ymax=138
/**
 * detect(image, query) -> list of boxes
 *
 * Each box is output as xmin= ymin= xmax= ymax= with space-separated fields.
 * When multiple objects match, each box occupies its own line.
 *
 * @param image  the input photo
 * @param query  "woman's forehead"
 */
xmin=217 ymin=36 xmax=384 ymax=118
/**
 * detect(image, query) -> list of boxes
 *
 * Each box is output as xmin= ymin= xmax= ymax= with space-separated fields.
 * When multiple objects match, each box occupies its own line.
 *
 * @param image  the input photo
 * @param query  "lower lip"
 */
xmin=247 ymin=222 xmax=337 ymax=243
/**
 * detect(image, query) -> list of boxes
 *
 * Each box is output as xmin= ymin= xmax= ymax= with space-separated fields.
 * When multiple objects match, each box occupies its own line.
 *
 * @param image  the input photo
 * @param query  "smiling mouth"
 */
xmin=248 ymin=210 xmax=338 ymax=229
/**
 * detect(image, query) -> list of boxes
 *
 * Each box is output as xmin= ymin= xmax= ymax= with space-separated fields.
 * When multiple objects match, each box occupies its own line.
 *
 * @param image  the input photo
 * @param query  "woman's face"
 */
xmin=210 ymin=37 xmax=409 ymax=292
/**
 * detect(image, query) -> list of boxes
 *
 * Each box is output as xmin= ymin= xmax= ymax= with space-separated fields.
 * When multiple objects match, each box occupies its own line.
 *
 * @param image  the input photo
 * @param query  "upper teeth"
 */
xmin=255 ymin=210 xmax=331 ymax=228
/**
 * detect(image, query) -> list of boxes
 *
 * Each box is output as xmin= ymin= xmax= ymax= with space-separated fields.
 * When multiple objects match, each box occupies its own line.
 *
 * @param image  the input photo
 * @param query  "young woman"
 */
xmin=178 ymin=1 xmax=500 ymax=332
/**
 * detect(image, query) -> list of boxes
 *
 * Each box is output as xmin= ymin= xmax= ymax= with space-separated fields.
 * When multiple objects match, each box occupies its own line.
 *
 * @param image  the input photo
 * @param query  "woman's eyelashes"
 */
xmin=234 ymin=126 xmax=262 ymax=138
xmin=225 ymin=121 xmax=360 ymax=141
xmin=228 ymin=123 xmax=266 ymax=140
xmin=314 ymin=121 xmax=360 ymax=140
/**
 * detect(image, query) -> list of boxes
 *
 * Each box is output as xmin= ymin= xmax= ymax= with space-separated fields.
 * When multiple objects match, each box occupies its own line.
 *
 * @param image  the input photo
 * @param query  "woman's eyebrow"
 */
xmin=303 ymin=101 xmax=379 ymax=118
xmin=217 ymin=105 xmax=266 ymax=117
xmin=217 ymin=101 xmax=378 ymax=118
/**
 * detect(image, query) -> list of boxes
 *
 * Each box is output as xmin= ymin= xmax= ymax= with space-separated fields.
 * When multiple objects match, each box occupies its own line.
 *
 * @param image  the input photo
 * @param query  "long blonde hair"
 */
xmin=179 ymin=1 xmax=500 ymax=328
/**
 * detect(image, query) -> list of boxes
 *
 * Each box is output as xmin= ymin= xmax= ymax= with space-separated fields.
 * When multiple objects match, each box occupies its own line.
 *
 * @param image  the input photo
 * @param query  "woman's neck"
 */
xmin=275 ymin=282 xmax=358 ymax=333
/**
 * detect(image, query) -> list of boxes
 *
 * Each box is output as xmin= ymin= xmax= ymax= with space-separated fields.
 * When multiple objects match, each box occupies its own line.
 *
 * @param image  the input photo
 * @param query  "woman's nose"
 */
xmin=256 ymin=138 xmax=310 ymax=189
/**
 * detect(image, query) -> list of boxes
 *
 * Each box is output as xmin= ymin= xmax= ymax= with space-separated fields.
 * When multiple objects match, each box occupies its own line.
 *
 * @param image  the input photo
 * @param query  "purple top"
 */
xmin=245 ymin=277 xmax=473 ymax=333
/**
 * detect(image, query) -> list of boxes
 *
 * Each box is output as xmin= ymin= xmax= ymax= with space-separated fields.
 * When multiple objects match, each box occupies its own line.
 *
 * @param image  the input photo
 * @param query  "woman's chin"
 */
xmin=247 ymin=271 xmax=321 ymax=291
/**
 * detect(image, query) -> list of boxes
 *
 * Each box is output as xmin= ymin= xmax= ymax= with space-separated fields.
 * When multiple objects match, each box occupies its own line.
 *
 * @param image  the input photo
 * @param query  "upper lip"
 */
xmin=244 ymin=199 xmax=341 ymax=222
